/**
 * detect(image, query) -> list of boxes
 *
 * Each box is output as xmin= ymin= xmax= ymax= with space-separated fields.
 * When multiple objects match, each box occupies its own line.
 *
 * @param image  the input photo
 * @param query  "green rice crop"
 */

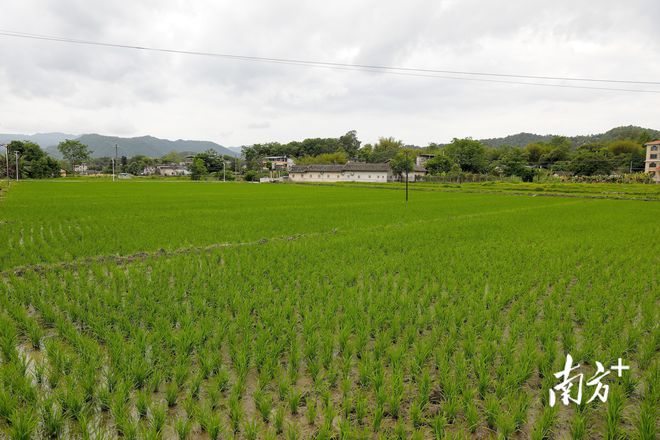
xmin=0 ymin=180 xmax=658 ymax=438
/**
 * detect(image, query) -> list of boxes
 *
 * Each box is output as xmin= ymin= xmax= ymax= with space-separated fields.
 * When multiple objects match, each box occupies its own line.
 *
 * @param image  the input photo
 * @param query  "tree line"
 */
xmin=1 ymin=130 xmax=653 ymax=181
xmin=242 ymin=130 xmax=651 ymax=180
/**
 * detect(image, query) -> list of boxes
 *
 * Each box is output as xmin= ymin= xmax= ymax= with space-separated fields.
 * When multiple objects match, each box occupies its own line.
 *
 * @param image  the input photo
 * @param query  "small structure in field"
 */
xmin=644 ymin=140 xmax=660 ymax=183
xmin=288 ymin=162 xmax=426 ymax=183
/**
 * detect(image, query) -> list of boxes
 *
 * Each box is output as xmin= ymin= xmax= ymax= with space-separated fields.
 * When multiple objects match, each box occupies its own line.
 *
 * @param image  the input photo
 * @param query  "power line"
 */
xmin=0 ymin=29 xmax=659 ymax=94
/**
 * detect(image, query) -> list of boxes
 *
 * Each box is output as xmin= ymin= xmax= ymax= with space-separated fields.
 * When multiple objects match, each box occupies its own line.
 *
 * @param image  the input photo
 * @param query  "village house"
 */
xmin=156 ymin=164 xmax=190 ymax=176
xmin=73 ymin=163 xmax=88 ymax=174
xmin=416 ymin=153 xmax=435 ymax=167
xmin=262 ymin=156 xmax=295 ymax=171
xmin=288 ymin=162 xmax=426 ymax=183
xmin=644 ymin=140 xmax=660 ymax=183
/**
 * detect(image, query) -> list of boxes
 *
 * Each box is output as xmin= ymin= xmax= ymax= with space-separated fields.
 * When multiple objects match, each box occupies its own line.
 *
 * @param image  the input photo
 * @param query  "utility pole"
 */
xmin=405 ymin=151 xmax=409 ymax=203
xmin=1 ymin=144 xmax=8 ymax=184
xmin=112 ymin=158 xmax=116 ymax=182
xmin=629 ymin=160 xmax=633 ymax=173
xmin=15 ymin=151 xmax=19 ymax=181
xmin=223 ymin=161 xmax=226 ymax=182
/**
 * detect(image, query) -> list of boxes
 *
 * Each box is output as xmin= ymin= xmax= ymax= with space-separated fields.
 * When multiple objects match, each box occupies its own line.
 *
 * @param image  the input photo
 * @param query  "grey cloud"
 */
xmin=0 ymin=0 xmax=658 ymax=146
xmin=248 ymin=122 xmax=270 ymax=129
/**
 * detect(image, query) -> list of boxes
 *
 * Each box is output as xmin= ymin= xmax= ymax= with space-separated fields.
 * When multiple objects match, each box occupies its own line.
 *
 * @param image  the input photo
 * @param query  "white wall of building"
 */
xmin=289 ymin=170 xmax=390 ymax=182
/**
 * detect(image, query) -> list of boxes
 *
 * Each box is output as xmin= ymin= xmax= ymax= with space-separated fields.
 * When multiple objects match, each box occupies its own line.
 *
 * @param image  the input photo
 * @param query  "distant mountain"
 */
xmin=49 ymin=134 xmax=238 ymax=158
xmin=228 ymin=146 xmax=243 ymax=155
xmin=479 ymin=125 xmax=660 ymax=148
xmin=479 ymin=132 xmax=553 ymax=148
xmin=0 ymin=132 xmax=74 ymax=148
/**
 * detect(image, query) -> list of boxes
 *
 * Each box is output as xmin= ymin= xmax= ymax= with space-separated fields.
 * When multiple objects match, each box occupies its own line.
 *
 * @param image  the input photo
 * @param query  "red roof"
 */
xmin=644 ymin=140 xmax=660 ymax=145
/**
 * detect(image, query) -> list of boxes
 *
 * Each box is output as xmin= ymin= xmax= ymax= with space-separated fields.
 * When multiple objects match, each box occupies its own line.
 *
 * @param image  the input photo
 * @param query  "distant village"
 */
xmin=2 ymin=127 xmax=659 ymax=183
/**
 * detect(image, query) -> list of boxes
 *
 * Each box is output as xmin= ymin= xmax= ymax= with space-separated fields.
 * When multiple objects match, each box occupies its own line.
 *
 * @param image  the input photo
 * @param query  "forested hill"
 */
xmin=479 ymin=125 xmax=660 ymax=148
xmin=0 ymin=132 xmax=236 ymax=158
xmin=46 ymin=134 xmax=237 ymax=158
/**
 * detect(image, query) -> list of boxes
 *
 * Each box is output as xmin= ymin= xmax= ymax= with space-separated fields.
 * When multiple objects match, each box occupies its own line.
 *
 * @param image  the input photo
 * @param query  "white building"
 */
xmin=416 ymin=154 xmax=435 ymax=167
xmin=73 ymin=163 xmax=88 ymax=174
xmin=263 ymin=156 xmax=295 ymax=170
xmin=288 ymin=162 xmax=426 ymax=183
xmin=644 ymin=140 xmax=660 ymax=183
xmin=157 ymin=164 xmax=190 ymax=176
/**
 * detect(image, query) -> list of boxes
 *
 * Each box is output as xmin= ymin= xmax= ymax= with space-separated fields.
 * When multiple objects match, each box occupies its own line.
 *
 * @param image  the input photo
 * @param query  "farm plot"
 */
xmin=0 ymin=180 xmax=658 ymax=439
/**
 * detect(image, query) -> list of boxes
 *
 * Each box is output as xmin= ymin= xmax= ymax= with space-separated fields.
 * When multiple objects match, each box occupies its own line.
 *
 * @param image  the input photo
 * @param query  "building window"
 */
xmin=650 ymin=162 xmax=657 ymax=168
xmin=651 ymin=154 xmax=658 ymax=159
xmin=652 ymin=146 xmax=659 ymax=151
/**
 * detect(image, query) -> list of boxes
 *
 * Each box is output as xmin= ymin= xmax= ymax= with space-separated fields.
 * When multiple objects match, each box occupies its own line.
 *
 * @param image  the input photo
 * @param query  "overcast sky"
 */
xmin=1 ymin=0 xmax=659 ymax=147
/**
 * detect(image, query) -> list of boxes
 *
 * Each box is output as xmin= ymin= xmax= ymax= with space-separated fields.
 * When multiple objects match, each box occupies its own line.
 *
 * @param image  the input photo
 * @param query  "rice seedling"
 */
xmin=244 ymin=417 xmax=260 ymax=440
xmin=496 ymin=410 xmax=516 ymax=439
xmin=136 ymin=390 xmax=149 ymax=419
xmin=9 ymin=409 xmax=38 ymax=440
xmin=355 ymin=393 xmax=367 ymax=425
xmin=634 ymin=399 xmax=656 ymax=440
xmin=410 ymin=401 xmax=424 ymax=428
xmin=430 ymin=412 xmax=447 ymax=440
xmin=165 ymin=382 xmax=178 ymax=407
xmin=531 ymin=406 xmax=557 ymax=440
xmin=285 ymin=422 xmax=300 ymax=440
xmin=372 ymin=404 xmax=383 ymax=432
xmin=229 ymin=393 xmax=243 ymax=433
xmin=570 ymin=411 xmax=588 ymax=440
xmin=41 ymin=399 xmax=64 ymax=439
xmin=288 ymin=387 xmax=302 ymax=415
xmin=464 ymin=400 xmax=479 ymax=434
xmin=605 ymin=386 xmax=624 ymax=440
xmin=149 ymin=403 xmax=167 ymax=434
xmin=306 ymin=398 xmax=317 ymax=425
xmin=254 ymin=389 xmax=273 ymax=423
xmin=174 ymin=416 xmax=192 ymax=440
xmin=274 ymin=405 xmax=285 ymax=434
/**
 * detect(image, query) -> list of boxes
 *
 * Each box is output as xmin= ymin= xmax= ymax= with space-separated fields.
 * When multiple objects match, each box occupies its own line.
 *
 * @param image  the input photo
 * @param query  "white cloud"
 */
xmin=0 ymin=0 xmax=658 ymax=147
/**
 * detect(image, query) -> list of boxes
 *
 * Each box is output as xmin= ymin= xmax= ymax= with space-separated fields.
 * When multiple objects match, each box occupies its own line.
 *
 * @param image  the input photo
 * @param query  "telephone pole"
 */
xmin=405 ymin=151 xmax=409 ymax=203
xmin=1 ymin=144 xmax=8 ymax=184
xmin=114 ymin=144 xmax=118 ymax=181
xmin=14 ymin=151 xmax=19 ymax=181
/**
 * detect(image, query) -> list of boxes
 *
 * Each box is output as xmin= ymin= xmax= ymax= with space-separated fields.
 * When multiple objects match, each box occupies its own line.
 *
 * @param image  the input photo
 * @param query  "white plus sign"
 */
xmin=611 ymin=358 xmax=630 ymax=377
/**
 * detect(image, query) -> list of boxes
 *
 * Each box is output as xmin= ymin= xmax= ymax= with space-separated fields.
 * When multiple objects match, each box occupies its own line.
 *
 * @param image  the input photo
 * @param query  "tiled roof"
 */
xmin=343 ymin=163 xmax=390 ymax=172
xmin=645 ymin=140 xmax=660 ymax=145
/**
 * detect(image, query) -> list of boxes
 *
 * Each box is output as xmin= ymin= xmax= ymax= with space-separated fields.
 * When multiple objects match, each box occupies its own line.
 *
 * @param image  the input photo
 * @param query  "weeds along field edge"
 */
xmin=0 ymin=188 xmax=658 ymax=439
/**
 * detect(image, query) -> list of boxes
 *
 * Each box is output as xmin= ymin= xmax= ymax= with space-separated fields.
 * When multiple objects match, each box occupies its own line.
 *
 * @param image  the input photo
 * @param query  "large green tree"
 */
xmin=57 ymin=139 xmax=91 ymax=172
xmin=339 ymin=130 xmax=361 ymax=158
xmin=189 ymin=158 xmax=208 ymax=181
xmin=424 ymin=155 xmax=454 ymax=174
xmin=498 ymin=147 xmax=528 ymax=177
xmin=389 ymin=151 xmax=415 ymax=178
xmin=296 ymin=152 xmax=348 ymax=165
xmin=569 ymin=150 xmax=616 ymax=176
xmin=5 ymin=140 xmax=60 ymax=178
xmin=370 ymin=137 xmax=403 ymax=163
xmin=444 ymin=138 xmax=488 ymax=173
